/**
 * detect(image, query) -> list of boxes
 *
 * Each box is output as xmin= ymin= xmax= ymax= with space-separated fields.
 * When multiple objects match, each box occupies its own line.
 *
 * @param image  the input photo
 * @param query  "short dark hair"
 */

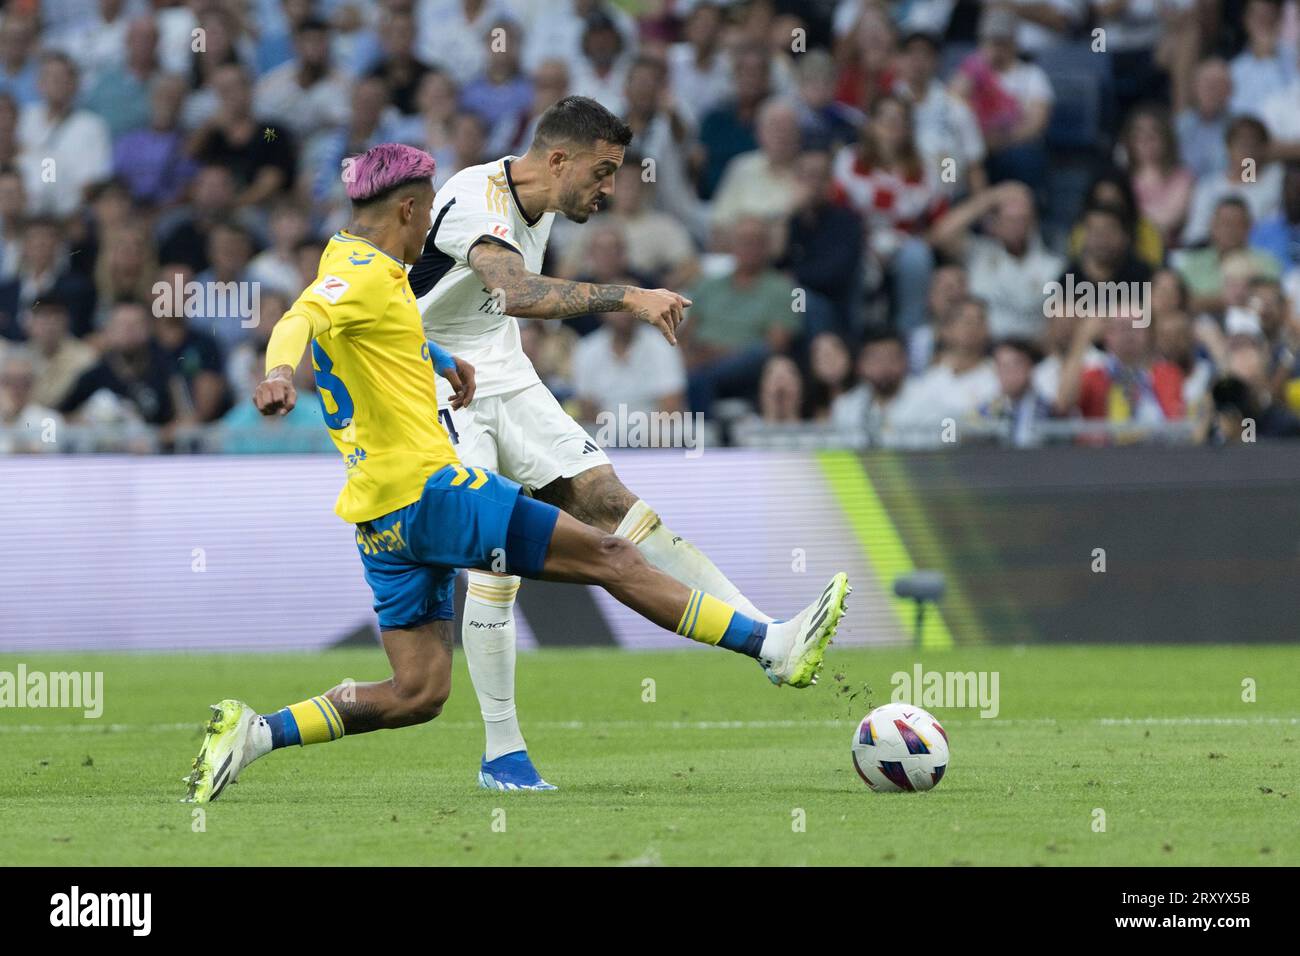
xmin=861 ymin=329 xmax=906 ymax=352
xmin=1215 ymin=195 xmax=1251 ymax=218
xmin=994 ymin=336 xmax=1044 ymax=365
xmin=533 ymin=96 xmax=633 ymax=150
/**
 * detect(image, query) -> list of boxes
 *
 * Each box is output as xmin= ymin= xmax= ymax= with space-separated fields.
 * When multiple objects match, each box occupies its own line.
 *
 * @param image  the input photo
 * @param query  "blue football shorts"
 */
xmin=354 ymin=464 xmax=560 ymax=631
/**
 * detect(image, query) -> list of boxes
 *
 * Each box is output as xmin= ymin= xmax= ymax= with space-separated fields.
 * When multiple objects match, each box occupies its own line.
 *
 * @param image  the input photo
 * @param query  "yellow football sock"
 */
xmin=286 ymin=695 xmax=345 ymax=745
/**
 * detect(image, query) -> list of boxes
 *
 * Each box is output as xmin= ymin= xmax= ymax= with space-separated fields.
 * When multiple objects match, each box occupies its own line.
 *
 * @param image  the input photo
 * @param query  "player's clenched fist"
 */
xmin=625 ymin=287 xmax=692 ymax=346
xmin=254 ymin=366 xmax=297 ymax=416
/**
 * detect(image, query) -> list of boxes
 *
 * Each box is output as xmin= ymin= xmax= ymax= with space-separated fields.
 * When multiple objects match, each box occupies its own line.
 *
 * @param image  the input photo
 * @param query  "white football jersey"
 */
xmin=412 ymin=157 xmax=555 ymax=398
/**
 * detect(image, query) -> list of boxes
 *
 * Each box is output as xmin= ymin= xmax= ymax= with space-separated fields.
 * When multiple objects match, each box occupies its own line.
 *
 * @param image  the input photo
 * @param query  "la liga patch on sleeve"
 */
xmin=313 ymin=274 xmax=350 ymax=303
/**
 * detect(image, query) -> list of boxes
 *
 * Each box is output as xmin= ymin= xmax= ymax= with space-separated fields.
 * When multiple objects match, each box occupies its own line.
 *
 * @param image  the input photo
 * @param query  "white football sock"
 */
xmin=462 ymin=571 xmax=527 ymax=762
xmin=250 ymin=716 xmax=273 ymax=760
xmin=615 ymin=499 xmax=773 ymax=623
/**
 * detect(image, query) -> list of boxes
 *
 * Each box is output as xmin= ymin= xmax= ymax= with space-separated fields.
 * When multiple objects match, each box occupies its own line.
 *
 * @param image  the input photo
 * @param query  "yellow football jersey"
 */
xmin=287 ymin=231 xmax=459 ymax=523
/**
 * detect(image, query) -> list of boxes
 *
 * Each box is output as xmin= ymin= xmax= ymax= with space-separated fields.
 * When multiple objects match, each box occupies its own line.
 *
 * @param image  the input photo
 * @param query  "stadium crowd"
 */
xmin=1 ymin=0 xmax=1299 ymax=454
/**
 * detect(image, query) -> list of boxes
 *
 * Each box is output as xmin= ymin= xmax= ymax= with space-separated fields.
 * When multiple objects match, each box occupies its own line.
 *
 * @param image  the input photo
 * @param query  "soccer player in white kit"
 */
xmin=413 ymin=97 xmax=809 ymax=790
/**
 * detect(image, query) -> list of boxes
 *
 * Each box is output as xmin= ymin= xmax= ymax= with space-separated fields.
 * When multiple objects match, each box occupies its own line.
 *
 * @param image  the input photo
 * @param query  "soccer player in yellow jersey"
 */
xmin=183 ymin=144 xmax=850 ymax=803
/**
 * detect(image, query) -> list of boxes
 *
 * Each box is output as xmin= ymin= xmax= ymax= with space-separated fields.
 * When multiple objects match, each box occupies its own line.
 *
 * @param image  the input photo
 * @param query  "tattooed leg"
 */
xmin=323 ymin=620 xmax=454 ymax=734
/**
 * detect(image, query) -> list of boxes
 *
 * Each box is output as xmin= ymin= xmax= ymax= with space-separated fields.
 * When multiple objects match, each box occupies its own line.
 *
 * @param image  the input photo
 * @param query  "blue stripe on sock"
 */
xmin=717 ymin=613 xmax=768 ymax=658
xmin=264 ymin=707 xmax=301 ymax=749
xmin=311 ymin=697 xmax=339 ymax=740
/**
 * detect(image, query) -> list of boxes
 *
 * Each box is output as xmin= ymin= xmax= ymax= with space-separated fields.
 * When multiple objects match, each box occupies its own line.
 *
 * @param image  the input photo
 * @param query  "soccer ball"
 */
xmin=851 ymin=702 xmax=950 ymax=792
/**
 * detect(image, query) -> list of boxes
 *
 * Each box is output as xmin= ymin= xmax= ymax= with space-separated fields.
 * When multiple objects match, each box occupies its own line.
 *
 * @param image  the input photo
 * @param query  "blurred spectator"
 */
xmin=1228 ymin=0 xmax=1296 ymax=117
xmin=792 ymin=49 xmax=862 ymax=154
xmin=94 ymin=220 xmax=158 ymax=321
xmin=191 ymin=221 xmax=258 ymax=356
xmin=1152 ymin=306 xmax=1215 ymax=415
xmin=414 ymin=0 xmax=512 ymax=82
xmin=572 ymin=309 xmax=686 ymax=421
xmin=979 ymin=337 xmax=1053 ymax=446
xmin=833 ymin=3 xmax=896 ymax=112
xmin=178 ymin=6 xmax=245 ymax=129
xmin=249 ymin=200 xmax=310 ymax=298
xmin=407 ymin=71 xmax=461 ymax=175
xmin=1178 ymin=197 xmax=1281 ymax=315
xmin=189 ymin=64 xmax=297 ymax=210
xmin=756 ymin=354 xmax=803 ymax=423
xmin=0 ymin=347 xmax=61 ymax=453
xmin=952 ymin=9 xmax=1052 ymax=193
xmin=1094 ymin=0 xmax=1199 ymax=113
xmin=157 ymin=165 xmax=255 ymax=273
xmin=1213 ymin=335 xmax=1300 ymax=438
xmin=26 ymin=296 xmax=94 ymax=409
xmin=830 ymin=330 xmax=917 ymax=436
xmin=1034 ymin=309 xmax=1105 ymax=405
xmin=255 ymin=0 xmax=316 ymax=78
xmin=0 ymin=216 xmax=95 ymax=339
xmin=907 ymin=262 xmax=968 ymax=372
xmin=834 ymin=94 xmax=943 ymax=336
xmin=1003 ymin=0 xmax=1085 ymax=55
xmin=0 ymin=92 xmax=17 ymax=170
xmin=930 ymin=181 xmax=1064 ymax=340
xmin=520 ymin=318 xmax=578 ymax=399
xmin=521 ymin=1 xmax=637 ymax=76
xmin=156 ymin=293 xmax=227 ymax=425
xmin=112 ymin=73 xmax=198 ymax=209
xmin=711 ymin=98 xmax=803 ymax=235
xmin=445 ymin=111 xmax=489 ymax=182
xmin=895 ymin=30 xmax=986 ymax=198
xmin=17 ymin=51 xmax=112 ymax=217
xmin=1122 ymin=105 xmax=1194 ymax=248
xmin=622 ymin=55 xmax=704 ymax=242
xmin=697 ymin=44 xmax=769 ymax=200
xmin=778 ymin=149 xmax=864 ymax=337
xmin=1250 ymin=160 xmax=1300 ymax=272
xmin=55 ymin=0 xmax=133 ymax=80
xmin=59 ymin=299 xmax=175 ymax=427
xmin=1059 ymin=202 xmax=1154 ymax=302
xmin=557 ymin=157 xmax=695 ymax=289
xmin=1175 ymin=57 xmax=1231 ymax=181
xmin=79 ymin=14 xmax=158 ymax=139
xmin=890 ymin=296 xmax=1000 ymax=433
xmin=1056 ymin=312 xmax=1186 ymax=422
xmin=1067 ymin=169 xmax=1163 ymax=268
xmin=0 ymin=15 xmax=40 ymax=107
xmin=461 ymin=19 xmax=533 ymax=158
xmin=804 ymin=331 xmax=854 ymax=420
xmin=365 ymin=5 xmax=431 ymax=116
xmin=0 ymin=163 xmax=23 ymax=278
xmin=1182 ymin=116 xmax=1283 ymax=246
xmin=568 ymin=12 xmax=629 ymax=115
xmin=666 ymin=1 xmax=731 ymax=129
xmin=684 ymin=216 xmax=798 ymax=416
xmin=254 ymin=17 xmax=351 ymax=144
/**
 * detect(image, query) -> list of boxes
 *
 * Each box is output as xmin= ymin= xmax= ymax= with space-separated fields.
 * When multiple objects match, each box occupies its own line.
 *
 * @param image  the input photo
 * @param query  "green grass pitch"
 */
xmin=2 ymin=644 xmax=1297 ymax=866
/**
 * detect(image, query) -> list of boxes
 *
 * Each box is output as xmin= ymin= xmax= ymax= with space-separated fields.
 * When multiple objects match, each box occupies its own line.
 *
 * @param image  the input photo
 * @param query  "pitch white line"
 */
xmin=0 ymin=716 xmax=1296 ymax=735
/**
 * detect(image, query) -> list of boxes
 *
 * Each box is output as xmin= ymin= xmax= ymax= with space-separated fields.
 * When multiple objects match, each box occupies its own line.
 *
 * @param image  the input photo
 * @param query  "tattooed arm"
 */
xmin=468 ymin=240 xmax=691 ymax=345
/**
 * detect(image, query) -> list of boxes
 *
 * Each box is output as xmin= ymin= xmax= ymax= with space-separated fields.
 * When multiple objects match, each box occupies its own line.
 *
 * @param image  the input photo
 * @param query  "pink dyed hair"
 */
xmin=344 ymin=143 xmax=436 ymax=202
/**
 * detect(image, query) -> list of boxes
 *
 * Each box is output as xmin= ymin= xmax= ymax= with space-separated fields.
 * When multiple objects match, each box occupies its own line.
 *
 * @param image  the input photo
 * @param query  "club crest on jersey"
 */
xmin=313 ymin=274 xmax=350 ymax=303
xmin=348 ymin=251 xmax=376 ymax=266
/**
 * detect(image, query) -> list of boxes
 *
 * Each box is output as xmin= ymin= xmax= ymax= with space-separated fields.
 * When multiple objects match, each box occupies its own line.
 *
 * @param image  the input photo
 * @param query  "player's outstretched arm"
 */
xmin=468 ymin=241 xmax=690 ymax=345
xmin=254 ymin=309 xmax=332 ymax=416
